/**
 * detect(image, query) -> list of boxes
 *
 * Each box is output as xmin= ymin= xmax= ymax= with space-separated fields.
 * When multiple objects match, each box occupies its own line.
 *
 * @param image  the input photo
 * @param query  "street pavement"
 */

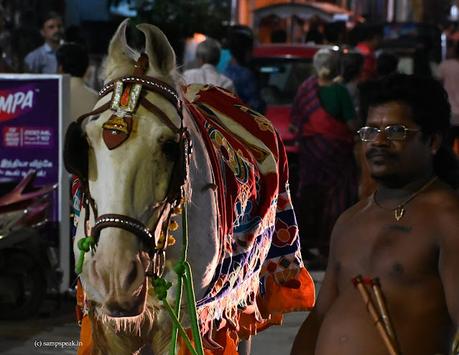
xmin=0 ymin=271 xmax=324 ymax=355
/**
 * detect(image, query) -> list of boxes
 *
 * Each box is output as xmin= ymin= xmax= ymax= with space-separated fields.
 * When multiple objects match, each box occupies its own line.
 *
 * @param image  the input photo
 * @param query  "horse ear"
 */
xmin=107 ymin=19 xmax=140 ymax=65
xmin=136 ymin=24 xmax=176 ymax=75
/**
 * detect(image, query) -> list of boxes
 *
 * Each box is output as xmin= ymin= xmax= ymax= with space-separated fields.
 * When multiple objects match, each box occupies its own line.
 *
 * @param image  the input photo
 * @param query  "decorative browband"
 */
xmin=99 ymin=76 xmax=180 ymax=112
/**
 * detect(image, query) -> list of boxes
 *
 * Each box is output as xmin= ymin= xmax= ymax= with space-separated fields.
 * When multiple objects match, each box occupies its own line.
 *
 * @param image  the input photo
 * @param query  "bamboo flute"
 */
xmin=371 ymin=278 xmax=401 ymax=353
xmin=352 ymin=275 xmax=400 ymax=355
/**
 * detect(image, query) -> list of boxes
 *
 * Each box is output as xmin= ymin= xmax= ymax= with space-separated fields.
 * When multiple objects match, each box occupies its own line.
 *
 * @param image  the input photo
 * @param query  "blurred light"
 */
xmin=260 ymin=66 xmax=280 ymax=74
xmin=192 ymin=33 xmax=207 ymax=44
xmin=451 ymin=5 xmax=459 ymax=20
xmin=110 ymin=1 xmax=137 ymax=17
xmin=332 ymin=46 xmax=340 ymax=51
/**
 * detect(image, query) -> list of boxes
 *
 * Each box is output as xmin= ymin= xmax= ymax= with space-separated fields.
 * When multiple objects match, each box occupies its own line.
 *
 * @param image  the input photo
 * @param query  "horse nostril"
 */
xmin=124 ymin=260 xmax=140 ymax=290
xmin=106 ymin=302 xmax=141 ymax=317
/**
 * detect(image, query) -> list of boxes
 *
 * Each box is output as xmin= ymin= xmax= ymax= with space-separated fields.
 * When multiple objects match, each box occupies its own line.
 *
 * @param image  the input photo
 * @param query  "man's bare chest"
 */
xmin=332 ymin=214 xmax=439 ymax=287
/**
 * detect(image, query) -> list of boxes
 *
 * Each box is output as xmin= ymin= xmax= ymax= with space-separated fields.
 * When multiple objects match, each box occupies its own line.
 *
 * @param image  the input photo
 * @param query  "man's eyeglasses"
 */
xmin=357 ymin=125 xmax=420 ymax=142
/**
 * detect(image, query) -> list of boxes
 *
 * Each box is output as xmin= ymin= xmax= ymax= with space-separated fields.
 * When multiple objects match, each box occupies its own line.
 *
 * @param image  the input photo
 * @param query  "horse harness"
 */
xmin=64 ymin=53 xmax=192 ymax=277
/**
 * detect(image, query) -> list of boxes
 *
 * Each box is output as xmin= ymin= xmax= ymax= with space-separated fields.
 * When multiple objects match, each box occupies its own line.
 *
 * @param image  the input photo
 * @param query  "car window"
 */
xmin=252 ymin=58 xmax=315 ymax=105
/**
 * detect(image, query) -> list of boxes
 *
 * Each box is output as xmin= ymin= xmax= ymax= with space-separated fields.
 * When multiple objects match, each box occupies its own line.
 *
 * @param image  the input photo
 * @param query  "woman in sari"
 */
xmin=289 ymin=48 xmax=359 ymax=269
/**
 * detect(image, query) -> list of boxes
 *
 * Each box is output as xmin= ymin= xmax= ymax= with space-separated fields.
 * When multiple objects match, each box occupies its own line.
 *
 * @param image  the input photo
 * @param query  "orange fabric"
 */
xmin=258 ymin=268 xmax=315 ymax=316
xmin=76 ymin=279 xmax=93 ymax=355
xmin=165 ymin=268 xmax=315 ymax=354
xmin=77 ymin=315 xmax=92 ymax=355
xmin=75 ymin=267 xmax=313 ymax=354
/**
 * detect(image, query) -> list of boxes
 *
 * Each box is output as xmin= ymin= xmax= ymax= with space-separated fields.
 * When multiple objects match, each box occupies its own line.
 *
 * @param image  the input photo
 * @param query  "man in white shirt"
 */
xmin=183 ymin=38 xmax=235 ymax=93
xmin=24 ymin=12 xmax=64 ymax=74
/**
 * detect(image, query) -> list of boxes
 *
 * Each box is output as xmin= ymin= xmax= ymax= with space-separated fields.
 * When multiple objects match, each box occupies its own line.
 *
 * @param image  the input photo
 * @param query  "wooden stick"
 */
xmin=371 ymin=278 xmax=401 ymax=353
xmin=451 ymin=330 xmax=459 ymax=355
xmin=352 ymin=275 xmax=400 ymax=355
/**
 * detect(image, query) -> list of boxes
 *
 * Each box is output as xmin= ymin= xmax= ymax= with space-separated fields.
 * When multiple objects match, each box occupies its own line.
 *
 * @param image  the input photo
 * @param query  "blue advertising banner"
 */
xmin=0 ymin=74 xmax=71 ymax=291
xmin=0 ymin=80 xmax=59 ymax=186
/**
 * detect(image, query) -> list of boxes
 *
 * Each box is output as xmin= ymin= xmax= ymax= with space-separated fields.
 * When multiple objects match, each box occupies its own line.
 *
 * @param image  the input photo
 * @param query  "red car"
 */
xmin=252 ymin=44 xmax=331 ymax=154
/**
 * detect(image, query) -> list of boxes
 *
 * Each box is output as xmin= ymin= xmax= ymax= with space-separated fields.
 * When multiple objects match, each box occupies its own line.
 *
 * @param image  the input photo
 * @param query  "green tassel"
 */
xmin=75 ymin=237 xmax=95 ymax=274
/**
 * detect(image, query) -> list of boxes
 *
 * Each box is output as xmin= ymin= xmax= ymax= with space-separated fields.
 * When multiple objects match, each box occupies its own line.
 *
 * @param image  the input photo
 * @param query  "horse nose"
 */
xmin=91 ymin=257 xmax=145 ymax=290
xmin=123 ymin=260 xmax=141 ymax=290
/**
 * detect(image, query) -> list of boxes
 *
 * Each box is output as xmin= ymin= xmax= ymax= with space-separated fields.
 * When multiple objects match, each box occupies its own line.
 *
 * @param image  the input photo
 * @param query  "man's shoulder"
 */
xmin=183 ymin=67 xmax=200 ymax=74
xmin=429 ymin=183 xmax=459 ymax=220
xmin=25 ymin=44 xmax=45 ymax=59
xmin=183 ymin=68 xmax=201 ymax=77
xmin=333 ymin=198 xmax=370 ymax=230
xmin=440 ymin=59 xmax=459 ymax=67
xmin=428 ymin=185 xmax=459 ymax=245
xmin=71 ymin=78 xmax=98 ymax=97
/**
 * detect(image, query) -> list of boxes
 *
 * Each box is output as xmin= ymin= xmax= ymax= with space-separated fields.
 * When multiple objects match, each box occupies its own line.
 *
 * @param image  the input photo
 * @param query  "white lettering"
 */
xmin=0 ymin=90 xmax=34 ymax=114
xmin=0 ymin=94 xmax=13 ymax=113
xmin=12 ymin=92 xmax=25 ymax=112
xmin=22 ymin=91 xmax=33 ymax=110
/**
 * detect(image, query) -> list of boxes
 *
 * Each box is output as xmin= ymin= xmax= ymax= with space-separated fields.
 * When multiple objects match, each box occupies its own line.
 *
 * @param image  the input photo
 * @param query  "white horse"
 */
xmin=65 ymin=20 xmax=314 ymax=355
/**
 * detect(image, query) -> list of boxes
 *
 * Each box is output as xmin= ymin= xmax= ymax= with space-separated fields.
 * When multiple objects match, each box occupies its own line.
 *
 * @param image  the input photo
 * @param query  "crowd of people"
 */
xmin=1 ymin=9 xmax=459 ymax=353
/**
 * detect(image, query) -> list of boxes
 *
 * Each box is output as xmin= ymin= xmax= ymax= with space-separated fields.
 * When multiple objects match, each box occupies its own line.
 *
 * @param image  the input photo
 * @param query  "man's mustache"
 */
xmin=365 ymin=148 xmax=397 ymax=160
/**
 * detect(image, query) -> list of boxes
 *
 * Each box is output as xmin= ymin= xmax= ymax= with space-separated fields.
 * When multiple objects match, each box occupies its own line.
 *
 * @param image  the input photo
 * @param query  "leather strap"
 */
xmin=140 ymin=96 xmax=180 ymax=133
xmin=92 ymin=213 xmax=156 ymax=248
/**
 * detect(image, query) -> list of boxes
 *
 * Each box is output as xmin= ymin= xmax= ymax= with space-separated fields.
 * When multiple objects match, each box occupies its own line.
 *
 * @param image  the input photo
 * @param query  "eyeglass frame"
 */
xmin=357 ymin=125 xmax=420 ymax=142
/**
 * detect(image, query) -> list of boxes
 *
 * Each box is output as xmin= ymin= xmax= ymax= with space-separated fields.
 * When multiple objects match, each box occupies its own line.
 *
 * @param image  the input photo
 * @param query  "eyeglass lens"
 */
xmin=359 ymin=125 xmax=407 ymax=141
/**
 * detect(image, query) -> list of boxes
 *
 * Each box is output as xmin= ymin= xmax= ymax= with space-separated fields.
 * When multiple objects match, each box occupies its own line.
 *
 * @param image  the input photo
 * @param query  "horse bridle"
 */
xmin=64 ymin=53 xmax=191 ymax=277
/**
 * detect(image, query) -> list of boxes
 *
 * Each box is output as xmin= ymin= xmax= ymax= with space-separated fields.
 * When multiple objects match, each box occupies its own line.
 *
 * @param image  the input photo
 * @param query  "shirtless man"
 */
xmin=291 ymin=74 xmax=459 ymax=355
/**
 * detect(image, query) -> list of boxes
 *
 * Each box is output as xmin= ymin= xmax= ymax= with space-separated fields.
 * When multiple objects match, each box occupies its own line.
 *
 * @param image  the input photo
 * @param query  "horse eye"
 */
xmin=162 ymin=140 xmax=179 ymax=161
xmin=89 ymin=114 xmax=100 ymax=121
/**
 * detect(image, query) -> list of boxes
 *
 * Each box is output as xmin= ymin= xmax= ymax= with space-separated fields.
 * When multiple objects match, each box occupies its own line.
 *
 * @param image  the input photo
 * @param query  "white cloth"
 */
xmin=70 ymin=77 xmax=99 ymax=120
xmin=439 ymin=59 xmax=459 ymax=125
xmin=183 ymin=64 xmax=235 ymax=93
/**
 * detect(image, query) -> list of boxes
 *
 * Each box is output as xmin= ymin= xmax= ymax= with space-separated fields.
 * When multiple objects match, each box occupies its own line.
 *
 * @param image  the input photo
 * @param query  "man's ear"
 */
xmin=431 ymin=132 xmax=442 ymax=155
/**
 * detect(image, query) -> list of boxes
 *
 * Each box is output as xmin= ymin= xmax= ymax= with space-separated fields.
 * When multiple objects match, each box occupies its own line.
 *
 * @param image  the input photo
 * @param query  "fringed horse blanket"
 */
xmin=74 ymin=84 xmax=315 ymax=354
